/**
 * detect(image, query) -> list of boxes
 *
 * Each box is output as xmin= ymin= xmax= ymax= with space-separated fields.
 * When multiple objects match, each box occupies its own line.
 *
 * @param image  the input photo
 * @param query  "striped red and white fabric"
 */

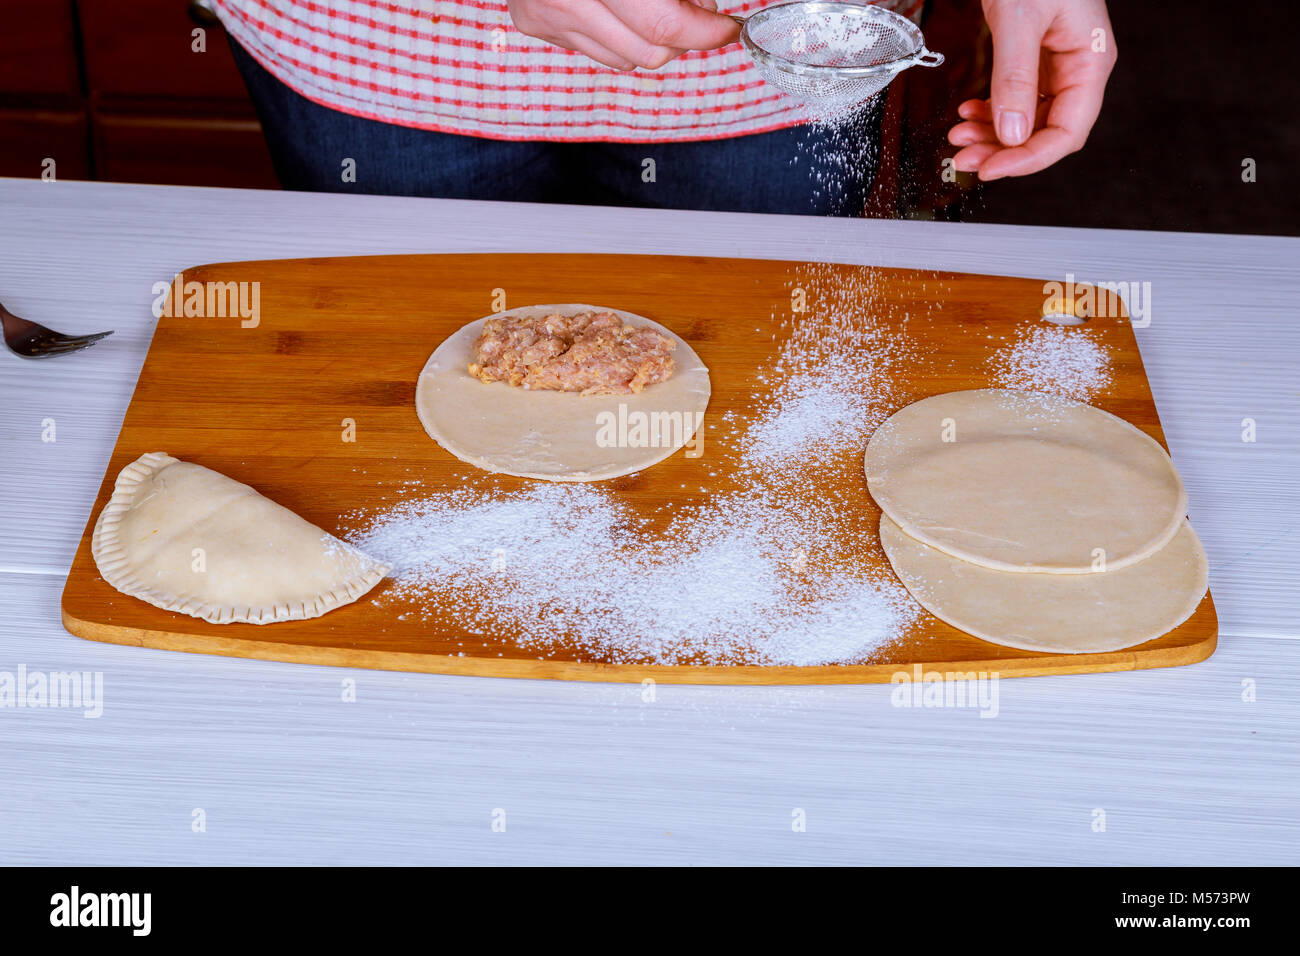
xmin=212 ymin=0 xmax=923 ymax=142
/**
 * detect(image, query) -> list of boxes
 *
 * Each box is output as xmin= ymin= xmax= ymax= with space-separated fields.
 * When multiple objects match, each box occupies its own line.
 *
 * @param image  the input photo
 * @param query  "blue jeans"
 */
xmin=229 ymin=39 xmax=881 ymax=216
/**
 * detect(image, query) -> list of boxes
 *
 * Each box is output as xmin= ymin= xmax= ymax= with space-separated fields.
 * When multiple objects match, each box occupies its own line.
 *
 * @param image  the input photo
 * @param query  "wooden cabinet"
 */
xmin=0 ymin=0 xmax=277 ymax=187
xmin=79 ymin=0 xmax=251 ymax=100
xmin=0 ymin=1 xmax=81 ymax=97
xmin=0 ymin=107 xmax=90 ymax=181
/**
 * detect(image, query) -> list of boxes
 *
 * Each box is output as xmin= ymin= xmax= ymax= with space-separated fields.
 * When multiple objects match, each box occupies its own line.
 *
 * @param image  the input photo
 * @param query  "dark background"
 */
xmin=0 ymin=0 xmax=1295 ymax=235
xmin=960 ymin=0 xmax=1299 ymax=235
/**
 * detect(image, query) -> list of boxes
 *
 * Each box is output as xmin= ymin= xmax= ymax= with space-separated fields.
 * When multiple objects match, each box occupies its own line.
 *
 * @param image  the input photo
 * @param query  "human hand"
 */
xmin=948 ymin=0 xmax=1117 ymax=180
xmin=507 ymin=0 xmax=740 ymax=71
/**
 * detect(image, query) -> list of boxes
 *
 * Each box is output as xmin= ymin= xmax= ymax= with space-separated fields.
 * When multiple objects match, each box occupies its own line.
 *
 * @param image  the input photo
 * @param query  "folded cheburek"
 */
xmin=92 ymin=452 xmax=389 ymax=624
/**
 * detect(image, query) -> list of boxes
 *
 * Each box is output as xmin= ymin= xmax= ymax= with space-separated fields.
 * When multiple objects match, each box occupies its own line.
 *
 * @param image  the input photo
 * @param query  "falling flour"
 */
xmin=989 ymin=323 xmax=1111 ymax=402
xmin=793 ymin=105 xmax=880 ymax=214
xmin=347 ymin=264 xmax=922 ymax=667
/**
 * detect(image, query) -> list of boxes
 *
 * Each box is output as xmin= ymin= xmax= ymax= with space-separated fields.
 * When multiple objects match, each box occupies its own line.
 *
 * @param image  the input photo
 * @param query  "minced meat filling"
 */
xmin=468 ymin=310 xmax=677 ymax=395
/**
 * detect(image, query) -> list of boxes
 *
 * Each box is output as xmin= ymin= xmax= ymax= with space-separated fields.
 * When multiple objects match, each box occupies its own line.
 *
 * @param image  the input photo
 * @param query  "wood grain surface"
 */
xmin=60 ymin=253 xmax=1217 ymax=682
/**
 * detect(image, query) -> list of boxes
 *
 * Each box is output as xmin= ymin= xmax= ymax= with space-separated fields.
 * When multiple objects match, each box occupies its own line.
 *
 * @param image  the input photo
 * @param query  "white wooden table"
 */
xmin=1 ymin=178 xmax=1296 ymax=865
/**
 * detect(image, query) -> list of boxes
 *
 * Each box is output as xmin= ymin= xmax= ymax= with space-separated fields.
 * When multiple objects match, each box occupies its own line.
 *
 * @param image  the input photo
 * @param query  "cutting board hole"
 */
xmin=1041 ymin=285 xmax=1092 ymax=325
xmin=1041 ymin=312 xmax=1088 ymax=326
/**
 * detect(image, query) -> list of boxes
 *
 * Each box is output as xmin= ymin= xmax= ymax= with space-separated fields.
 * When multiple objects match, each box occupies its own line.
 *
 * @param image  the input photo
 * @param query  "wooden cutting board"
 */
xmin=62 ymin=254 xmax=1217 ymax=683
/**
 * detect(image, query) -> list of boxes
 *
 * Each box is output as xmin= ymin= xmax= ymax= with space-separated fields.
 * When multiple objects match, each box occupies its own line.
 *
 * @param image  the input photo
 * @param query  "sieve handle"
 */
xmin=915 ymin=48 xmax=945 ymax=68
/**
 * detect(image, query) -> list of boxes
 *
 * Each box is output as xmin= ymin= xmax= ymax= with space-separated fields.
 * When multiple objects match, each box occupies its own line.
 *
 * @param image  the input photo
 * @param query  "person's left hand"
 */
xmin=948 ymin=0 xmax=1117 ymax=181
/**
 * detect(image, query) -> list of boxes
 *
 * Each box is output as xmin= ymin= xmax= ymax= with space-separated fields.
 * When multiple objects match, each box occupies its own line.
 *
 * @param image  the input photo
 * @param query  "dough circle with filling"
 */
xmin=879 ymin=514 xmax=1208 ymax=654
xmin=865 ymin=389 xmax=1187 ymax=573
xmin=415 ymin=303 xmax=711 ymax=481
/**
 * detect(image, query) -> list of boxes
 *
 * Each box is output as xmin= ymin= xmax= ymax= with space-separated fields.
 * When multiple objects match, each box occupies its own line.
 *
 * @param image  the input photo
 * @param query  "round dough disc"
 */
xmin=415 ymin=303 xmax=711 ymax=481
xmin=865 ymin=389 xmax=1187 ymax=573
xmin=880 ymin=514 xmax=1208 ymax=654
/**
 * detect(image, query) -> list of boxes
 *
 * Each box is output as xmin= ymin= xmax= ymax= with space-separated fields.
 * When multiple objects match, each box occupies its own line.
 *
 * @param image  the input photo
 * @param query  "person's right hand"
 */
xmin=508 ymin=0 xmax=740 ymax=71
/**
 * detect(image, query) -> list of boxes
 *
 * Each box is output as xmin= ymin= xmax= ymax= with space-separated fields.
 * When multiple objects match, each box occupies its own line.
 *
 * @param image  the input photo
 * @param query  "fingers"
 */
xmin=974 ymin=85 xmax=1098 ymax=179
xmin=956 ymin=99 xmax=992 ymax=123
xmin=1011 ymin=64 xmax=1111 ymax=169
xmin=607 ymin=0 xmax=739 ymax=54
xmin=952 ymin=141 xmax=1001 ymax=173
xmin=564 ymin=31 xmax=639 ymax=70
xmin=513 ymin=0 xmax=677 ymax=70
xmin=511 ymin=1 xmax=629 ymax=67
xmin=974 ymin=86 xmax=1097 ymax=179
xmin=985 ymin=2 xmax=1049 ymax=147
xmin=948 ymin=119 xmax=996 ymax=147
xmin=510 ymin=0 xmax=737 ymax=70
xmin=950 ymin=97 xmax=1059 ymax=175
xmin=972 ymin=125 xmax=1079 ymax=180
xmin=561 ymin=0 xmax=686 ymax=70
xmin=950 ymin=98 xmax=1050 ymax=145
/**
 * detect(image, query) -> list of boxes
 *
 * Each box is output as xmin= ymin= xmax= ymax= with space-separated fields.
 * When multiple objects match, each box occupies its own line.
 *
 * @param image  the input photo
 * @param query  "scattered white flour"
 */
xmin=989 ymin=323 xmax=1111 ymax=402
xmin=743 ymin=357 xmax=878 ymax=467
xmin=350 ymin=483 xmax=915 ymax=667
xmin=347 ymin=263 xmax=923 ymax=667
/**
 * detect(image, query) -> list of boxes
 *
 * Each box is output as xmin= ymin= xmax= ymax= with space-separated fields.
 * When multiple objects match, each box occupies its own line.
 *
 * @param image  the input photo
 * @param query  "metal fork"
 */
xmin=1 ymin=300 xmax=113 ymax=358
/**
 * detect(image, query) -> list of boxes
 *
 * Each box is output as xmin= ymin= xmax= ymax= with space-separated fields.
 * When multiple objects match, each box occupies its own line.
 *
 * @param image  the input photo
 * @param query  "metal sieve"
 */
xmin=734 ymin=1 xmax=944 ymax=117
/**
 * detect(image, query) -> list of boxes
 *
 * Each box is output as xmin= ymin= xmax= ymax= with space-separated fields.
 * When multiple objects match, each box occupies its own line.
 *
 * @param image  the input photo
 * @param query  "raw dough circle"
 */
xmin=415 ymin=303 xmax=711 ymax=481
xmin=879 ymin=514 xmax=1208 ymax=654
xmin=865 ymin=389 xmax=1187 ymax=573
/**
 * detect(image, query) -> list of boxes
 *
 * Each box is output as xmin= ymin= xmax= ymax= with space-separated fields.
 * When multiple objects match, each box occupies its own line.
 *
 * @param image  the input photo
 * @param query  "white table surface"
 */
xmin=1 ymin=178 xmax=1296 ymax=865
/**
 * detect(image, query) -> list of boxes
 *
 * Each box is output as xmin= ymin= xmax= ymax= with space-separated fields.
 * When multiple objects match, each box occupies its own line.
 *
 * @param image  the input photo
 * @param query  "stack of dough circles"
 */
xmin=866 ymin=389 xmax=1208 ymax=653
xmin=415 ymin=304 xmax=711 ymax=482
xmin=866 ymin=389 xmax=1186 ymax=573
xmin=879 ymin=516 xmax=1207 ymax=654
